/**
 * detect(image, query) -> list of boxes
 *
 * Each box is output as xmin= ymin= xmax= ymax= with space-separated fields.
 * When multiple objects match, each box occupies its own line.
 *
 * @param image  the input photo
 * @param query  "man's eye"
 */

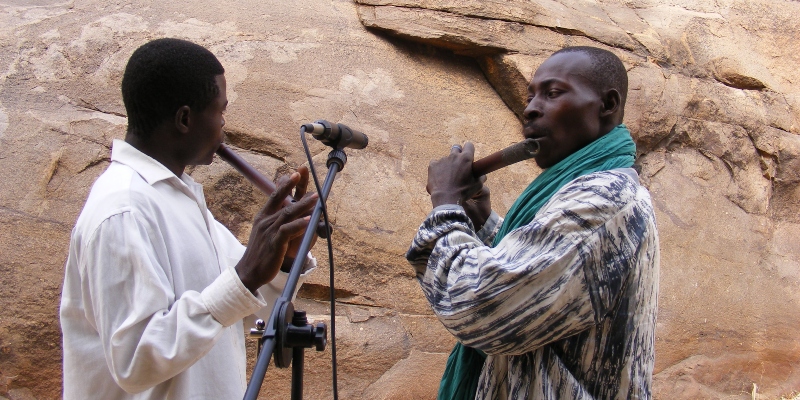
xmin=547 ymin=90 xmax=561 ymax=98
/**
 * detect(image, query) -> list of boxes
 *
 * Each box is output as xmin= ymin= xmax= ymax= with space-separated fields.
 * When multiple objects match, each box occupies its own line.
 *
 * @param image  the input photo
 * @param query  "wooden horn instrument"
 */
xmin=472 ymin=138 xmax=540 ymax=177
xmin=215 ymin=144 xmax=293 ymax=207
xmin=215 ymin=144 xmax=330 ymax=237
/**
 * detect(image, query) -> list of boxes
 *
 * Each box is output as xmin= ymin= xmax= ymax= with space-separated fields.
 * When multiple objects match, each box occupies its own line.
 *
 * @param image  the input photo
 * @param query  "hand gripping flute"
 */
xmin=217 ymin=137 xmax=536 ymax=400
xmin=215 ymin=144 xmax=330 ymax=237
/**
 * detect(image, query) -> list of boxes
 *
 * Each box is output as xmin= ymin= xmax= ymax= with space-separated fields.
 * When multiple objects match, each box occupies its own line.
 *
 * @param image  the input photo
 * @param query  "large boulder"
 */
xmin=0 ymin=0 xmax=798 ymax=398
xmin=354 ymin=1 xmax=800 ymax=397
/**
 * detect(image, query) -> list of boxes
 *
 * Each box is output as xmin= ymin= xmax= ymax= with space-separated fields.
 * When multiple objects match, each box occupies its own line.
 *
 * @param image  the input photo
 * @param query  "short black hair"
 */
xmin=553 ymin=46 xmax=628 ymax=108
xmin=121 ymin=38 xmax=225 ymax=139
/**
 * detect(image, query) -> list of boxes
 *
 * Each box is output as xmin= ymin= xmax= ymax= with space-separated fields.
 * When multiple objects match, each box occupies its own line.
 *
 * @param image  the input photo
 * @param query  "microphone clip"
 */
xmin=302 ymin=120 xmax=369 ymax=150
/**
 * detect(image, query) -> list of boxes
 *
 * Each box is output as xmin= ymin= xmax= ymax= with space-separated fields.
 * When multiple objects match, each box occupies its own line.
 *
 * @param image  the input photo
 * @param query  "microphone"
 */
xmin=302 ymin=120 xmax=369 ymax=149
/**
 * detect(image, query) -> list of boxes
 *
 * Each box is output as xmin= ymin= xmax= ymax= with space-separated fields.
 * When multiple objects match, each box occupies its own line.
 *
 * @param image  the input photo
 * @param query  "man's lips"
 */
xmin=522 ymin=124 xmax=546 ymax=139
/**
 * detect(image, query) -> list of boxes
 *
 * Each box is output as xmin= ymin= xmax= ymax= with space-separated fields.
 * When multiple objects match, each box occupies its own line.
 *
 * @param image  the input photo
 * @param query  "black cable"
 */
xmin=300 ymin=128 xmax=339 ymax=400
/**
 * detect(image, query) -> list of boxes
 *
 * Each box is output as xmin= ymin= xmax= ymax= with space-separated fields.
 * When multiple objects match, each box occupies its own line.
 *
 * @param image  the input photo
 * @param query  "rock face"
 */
xmin=0 ymin=0 xmax=798 ymax=399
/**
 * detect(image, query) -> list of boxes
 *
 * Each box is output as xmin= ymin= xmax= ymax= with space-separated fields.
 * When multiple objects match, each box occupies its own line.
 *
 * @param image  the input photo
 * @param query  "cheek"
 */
xmin=555 ymin=104 xmax=598 ymax=134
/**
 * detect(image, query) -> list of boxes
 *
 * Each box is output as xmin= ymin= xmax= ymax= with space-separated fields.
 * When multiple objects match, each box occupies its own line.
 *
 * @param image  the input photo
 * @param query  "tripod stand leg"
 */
xmin=291 ymin=347 xmax=304 ymax=400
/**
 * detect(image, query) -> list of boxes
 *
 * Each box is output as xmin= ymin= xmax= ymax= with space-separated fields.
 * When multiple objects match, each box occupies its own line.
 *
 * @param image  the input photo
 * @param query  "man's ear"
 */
xmin=600 ymin=89 xmax=621 ymax=118
xmin=174 ymin=106 xmax=191 ymax=134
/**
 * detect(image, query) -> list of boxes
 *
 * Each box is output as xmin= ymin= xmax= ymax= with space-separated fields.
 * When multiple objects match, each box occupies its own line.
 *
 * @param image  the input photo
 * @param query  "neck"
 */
xmin=598 ymin=119 xmax=622 ymax=138
xmin=125 ymin=131 xmax=186 ymax=177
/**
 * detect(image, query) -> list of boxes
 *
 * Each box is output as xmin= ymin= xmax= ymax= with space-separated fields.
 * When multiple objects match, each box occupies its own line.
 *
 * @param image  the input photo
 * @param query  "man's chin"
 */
xmin=198 ymin=153 xmax=215 ymax=166
xmin=534 ymin=154 xmax=557 ymax=169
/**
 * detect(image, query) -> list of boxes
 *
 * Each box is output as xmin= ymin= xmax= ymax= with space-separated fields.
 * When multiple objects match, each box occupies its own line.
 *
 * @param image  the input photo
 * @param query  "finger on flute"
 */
xmin=216 ymin=144 xmax=330 ymax=238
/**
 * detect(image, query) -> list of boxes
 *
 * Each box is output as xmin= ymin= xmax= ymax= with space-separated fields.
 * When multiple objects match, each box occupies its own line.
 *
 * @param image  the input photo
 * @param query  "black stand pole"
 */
xmin=244 ymin=148 xmax=348 ymax=400
xmin=292 ymin=347 xmax=304 ymax=399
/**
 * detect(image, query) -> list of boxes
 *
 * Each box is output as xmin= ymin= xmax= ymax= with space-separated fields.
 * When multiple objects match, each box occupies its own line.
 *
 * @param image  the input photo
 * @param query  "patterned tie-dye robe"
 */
xmin=407 ymin=168 xmax=660 ymax=399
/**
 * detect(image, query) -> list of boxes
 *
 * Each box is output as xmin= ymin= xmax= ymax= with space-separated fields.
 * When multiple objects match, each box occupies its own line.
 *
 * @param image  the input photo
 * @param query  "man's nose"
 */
xmin=523 ymin=98 xmax=542 ymax=120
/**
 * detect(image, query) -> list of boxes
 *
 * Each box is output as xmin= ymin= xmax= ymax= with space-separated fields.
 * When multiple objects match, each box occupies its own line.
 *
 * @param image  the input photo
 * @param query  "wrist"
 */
xmin=235 ymin=266 xmax=258 ymax=294
xmin=430 ymin=192 xmax=462 ymax=208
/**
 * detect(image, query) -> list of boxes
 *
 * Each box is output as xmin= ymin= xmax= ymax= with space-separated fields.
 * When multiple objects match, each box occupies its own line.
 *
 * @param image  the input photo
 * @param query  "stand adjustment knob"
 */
xmin=249 ymin=319 xmax=266 ymax=337
xmin=314 ymin=323 xmax=327 ymax=351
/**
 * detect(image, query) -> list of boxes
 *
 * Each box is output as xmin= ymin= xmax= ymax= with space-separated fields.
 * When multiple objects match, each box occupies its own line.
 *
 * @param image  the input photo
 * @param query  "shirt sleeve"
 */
xmin=254 ymin=253 xmax=317 ymax=320
xmin=206 ymin=215 xmax=317 ymax=320
xmin=79 ymin=210 xmax=265 ymax=394
xmin=406 ymin=172 xmax=639 ymax=355
xmin=476 ymin=210 xmax=501 ymax=245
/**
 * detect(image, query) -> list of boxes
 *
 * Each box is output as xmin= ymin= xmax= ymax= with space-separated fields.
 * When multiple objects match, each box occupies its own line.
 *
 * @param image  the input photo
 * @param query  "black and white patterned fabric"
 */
xmin=407 ymin=168 xmax=660 ymax=399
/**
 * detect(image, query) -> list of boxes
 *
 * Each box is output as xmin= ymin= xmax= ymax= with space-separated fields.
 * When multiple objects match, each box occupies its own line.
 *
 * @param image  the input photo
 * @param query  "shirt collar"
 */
xmin=111 ymin=139 xmax=181 ymax=186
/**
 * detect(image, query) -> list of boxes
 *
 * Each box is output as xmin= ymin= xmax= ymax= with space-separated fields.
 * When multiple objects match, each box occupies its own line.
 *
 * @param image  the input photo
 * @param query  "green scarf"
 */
xmin=437 ymin=124 xmax=636 ymax=400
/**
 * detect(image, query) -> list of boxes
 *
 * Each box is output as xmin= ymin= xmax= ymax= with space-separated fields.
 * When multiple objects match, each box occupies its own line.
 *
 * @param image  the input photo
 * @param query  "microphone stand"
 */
xmin=243 ymin=147 xmax=349 ymax=400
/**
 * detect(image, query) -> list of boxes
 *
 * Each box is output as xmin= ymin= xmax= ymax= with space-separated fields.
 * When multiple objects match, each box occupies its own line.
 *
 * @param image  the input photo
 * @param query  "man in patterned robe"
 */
xmin=407 ymin=46 xmax=660 ymax=399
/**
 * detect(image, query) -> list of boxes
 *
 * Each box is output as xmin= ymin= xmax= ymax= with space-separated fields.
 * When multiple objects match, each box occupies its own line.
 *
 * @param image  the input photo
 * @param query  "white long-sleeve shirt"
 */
xmin=60 ymin=139 xmax=314 ymax=399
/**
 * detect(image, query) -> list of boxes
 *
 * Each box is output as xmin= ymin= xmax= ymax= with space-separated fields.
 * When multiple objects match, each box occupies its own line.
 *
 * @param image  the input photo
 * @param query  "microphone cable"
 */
xmin=300 ymin=126 xmax=339 ymax=400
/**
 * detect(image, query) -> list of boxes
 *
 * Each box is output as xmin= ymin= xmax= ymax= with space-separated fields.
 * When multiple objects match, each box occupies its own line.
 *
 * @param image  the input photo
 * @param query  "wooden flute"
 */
xmin=217 ymin=137 xmax=541 ymax=202
xmin=472 ymin=138 xmax=540 ymax=177
xmin=215 ymin=143 xmax=294 ymax=207
xmin=216 ymin=144 xmax=333 ymax=237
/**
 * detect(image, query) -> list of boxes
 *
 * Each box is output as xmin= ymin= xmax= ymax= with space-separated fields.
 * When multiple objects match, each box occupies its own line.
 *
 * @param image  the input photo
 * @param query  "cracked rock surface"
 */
xmin=1 ymin=0 xmax=799 ymax=399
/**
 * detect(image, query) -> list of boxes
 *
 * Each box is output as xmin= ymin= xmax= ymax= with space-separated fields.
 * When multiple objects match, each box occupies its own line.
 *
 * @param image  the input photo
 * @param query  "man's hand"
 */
xmin=462 ymin=184 xmax=492 ymax=232
xmin=281 ymin=166 xmax=319 ymax=274
xmin=427 ymin=142 xmax=486 ymax=209
xmin=285 ymin=166 xmax=316 ymax=260
xmin=235 ymin=169 xmax=318 ymax=293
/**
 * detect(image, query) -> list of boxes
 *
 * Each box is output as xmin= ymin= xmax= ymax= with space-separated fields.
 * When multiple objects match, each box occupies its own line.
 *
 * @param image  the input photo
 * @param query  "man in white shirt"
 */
xmin=60 ymin=38 xmax=318 ymax=399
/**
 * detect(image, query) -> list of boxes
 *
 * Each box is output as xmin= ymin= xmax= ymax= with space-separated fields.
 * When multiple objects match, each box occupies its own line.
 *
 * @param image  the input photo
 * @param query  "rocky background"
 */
xmin=1 ymin=0 xmax=799 ymax=399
